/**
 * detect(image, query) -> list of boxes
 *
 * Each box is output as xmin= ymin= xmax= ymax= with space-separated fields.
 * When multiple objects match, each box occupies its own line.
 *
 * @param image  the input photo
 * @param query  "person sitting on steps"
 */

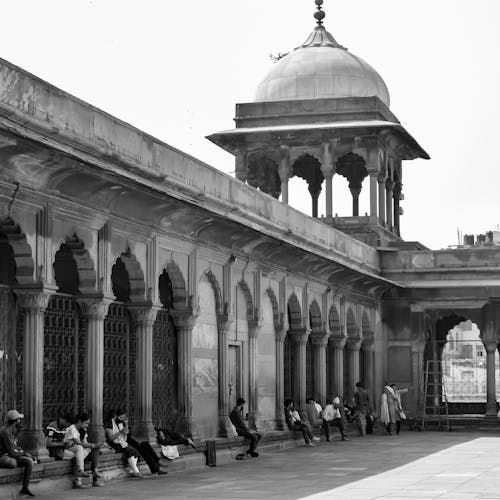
xmin=229 ymin=397 xmax=262 ymax=457
xmin=322 ymin=397 xmax=349 ymax=442
xmin=284 ymin=399 xmax=319 ymax=447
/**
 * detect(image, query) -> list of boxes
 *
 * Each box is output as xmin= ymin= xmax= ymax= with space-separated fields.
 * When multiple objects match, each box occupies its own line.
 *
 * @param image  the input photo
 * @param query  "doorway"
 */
xmin=228 ymin=344 xmax=242 ymax=411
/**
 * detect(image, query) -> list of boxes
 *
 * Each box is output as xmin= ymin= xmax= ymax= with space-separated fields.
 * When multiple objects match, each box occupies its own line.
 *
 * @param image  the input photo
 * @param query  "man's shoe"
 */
xmin=247 ymin=450 xmax=259 ymax=457
xmin=128 ymin=472 xmax=143 ymax=479
xmin=73 ymin=481 xmax=88 ymax=489
xmin=20 ymin=488 xmax=35 ymax=497
xmin=77 ymin=470 xmax=91 ymax=478
xmin=92 ymin=479 xmax=105 ymax=487
xmin=312 ymin=437 xmax=320 ymax=442
xmin=341 ymin=436 xmax=349 ymax=441
xmin=157 ymin=469 xmax=168 ymax=475
xmin=306 ymin=442 xmax=316 ymax=447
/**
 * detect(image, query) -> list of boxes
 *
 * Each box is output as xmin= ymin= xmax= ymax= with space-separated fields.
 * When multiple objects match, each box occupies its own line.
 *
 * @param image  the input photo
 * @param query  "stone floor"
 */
xmin=28 ymin=431 xmax=500 ymax=499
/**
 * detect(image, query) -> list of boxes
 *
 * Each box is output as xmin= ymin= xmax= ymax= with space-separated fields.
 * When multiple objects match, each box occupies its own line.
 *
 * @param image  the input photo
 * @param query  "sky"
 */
xmin=1 ymin=0 xmax=499 ymax=250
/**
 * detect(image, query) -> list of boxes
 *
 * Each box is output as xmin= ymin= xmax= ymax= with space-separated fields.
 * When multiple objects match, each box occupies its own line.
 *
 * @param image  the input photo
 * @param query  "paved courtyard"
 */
xmin=35 ymin=431 xmax=500 ymax=500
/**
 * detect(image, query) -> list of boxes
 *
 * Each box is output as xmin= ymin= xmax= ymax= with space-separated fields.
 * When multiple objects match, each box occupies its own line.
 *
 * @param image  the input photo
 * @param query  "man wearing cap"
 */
xmin=229 ymin=398 xmax=262 ymax=457
xmin=0 ymin=410 xmax=36 ymax=497
xmin=322 ymin=397 xmax=348 ymax=442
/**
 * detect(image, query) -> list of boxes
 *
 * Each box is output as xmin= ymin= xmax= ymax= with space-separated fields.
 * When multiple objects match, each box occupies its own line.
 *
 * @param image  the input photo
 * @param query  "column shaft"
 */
xmin=386 ymin=181 xmax=394 ymax=228
xmin=77 ymin=297 xmax=110 ymax=444
xmin=332 ymin=338 xmax=345 ymax=398
xmin=484 ymin=341 xmax=497 ymax=416
xmin=347 ymin=340 xmax=361 ymax=401
xmin=369 ymin=175 xmax=378 ymax=217
xmin=311 ymin=336 xmax=328 ymax=406
xmin=364 ymin=345 xmax=375 ymax=408
xmin=325 ymin=174 xmax=333 ymax=219
xmin=290 ymin=329 xmax=309 ymax=419
xmin=172 ymin=314 xmax=196 ymax=435
xmin=378 ymin=180 xmax=386 ymax=223
xmin=275 ymin=330 xmax=286 ymax=430
xmin=248 ymin=324 xmax=259 ymax=429
xmin=16 ymin=289 xmax=52 ymax=460
xmin=218 ymin=317 xmax=236 ymax=437
xmin=129 ymin=305 xmax=159 ymax=443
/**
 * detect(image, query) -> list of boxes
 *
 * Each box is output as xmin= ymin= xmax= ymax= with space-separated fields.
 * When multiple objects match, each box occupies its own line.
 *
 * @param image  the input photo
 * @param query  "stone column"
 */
xmin=378 ymin=178 xmax=386 ymax=223
xmin=386 ymin=180 xmax=394 ymax=228
xmin=289 ymin=328 xmax=309 ymax=419
xmin=15 ymin=289 xmax=53 ymax=460
xmin=171 ymin=312 xmax=197 ymax=436
xmin=275 ymin=329 xmax=286 ymax=430
xmin=311 ymin=334 xmax=329 ymax=406
xmin=77 ymin=297 xmax=111 ymax=444
xmin=217 ymin=316 xmax=236 ymax=437
xmin=248 ymin=321 xmax=260 ymax=429
xmin=364 ymin=343 xmax=375 ymax=408
xmin=369 ymin=174 xmax=378 ymax=217
xmin=483 ymin=340 xmax=497 ymax=416
xmin=331 ymin=337 xmax=346 ymax=398
xmin=278 ymin=146 xmax=291 ymax=205
xmin=321 ymin=142 xmax=335 ymax=220
xmin=128 ymin=304 xmax=159 ymax=442
xmin=393 ymin=182 xmax=402 ymax=236
xmin=235 ymin=149 xmax=248 ymax=182
xmin=346 ymin=339 xmax=362 ymax=401
xmin=350 ymin=185 xmax=362 ymax=217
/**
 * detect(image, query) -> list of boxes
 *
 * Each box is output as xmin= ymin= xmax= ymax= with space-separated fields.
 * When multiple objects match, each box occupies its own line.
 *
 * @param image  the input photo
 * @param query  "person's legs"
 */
xmin=0 ymin=455 xmax=17 ymax=468
xmin=396 ymin=420 xmax=401 ymax=435
xmin=323 ymin=419 xmax=331 ymax=441
xmin=16 ymin=456 xmax=34 ymax=494
xmin=137 ymin=441 xmax=160 ymax=474
xmin=238 ymin=430 xmax=258 ymax=455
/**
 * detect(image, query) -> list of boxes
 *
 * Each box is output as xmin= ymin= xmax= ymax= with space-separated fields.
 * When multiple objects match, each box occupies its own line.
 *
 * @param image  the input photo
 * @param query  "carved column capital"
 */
xmin=217 ymin=314 xmax=234 ymax=335
xmin=171 ymin=311 xmax=198 ymax=331
xmin=483 ymin=339 xmax=498 ymax=354
xmin=15 ymin=288 xmax=53 ymax=312
xmin=248 ymin=321 xmax=261 ymax=339
xmin=77 ymin=296 xmax=112 ymax=320
xmin=276 ymin=329 xmax=287 ymax=343
xmin=330 ymin=335 xmax=346 ymax=350
xmin=128 ymin=303 xmax=160 ymax=326
xmin=289 ymin=327 xmax=310 ymax=345
xmin=310 ymin=332 xmax=329 ymax=347
xmin=346 ymin=338 xmax=362 ymax=351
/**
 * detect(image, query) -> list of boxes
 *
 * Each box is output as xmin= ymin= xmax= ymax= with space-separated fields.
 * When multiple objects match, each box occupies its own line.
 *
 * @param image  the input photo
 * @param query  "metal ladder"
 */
xmin=421 ymin=360 xmax=451 ymax=431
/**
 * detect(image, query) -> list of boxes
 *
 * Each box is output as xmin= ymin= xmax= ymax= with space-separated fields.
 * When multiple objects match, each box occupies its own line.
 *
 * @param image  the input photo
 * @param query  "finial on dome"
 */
xmin=314 ymin=0 xmax=326 ymax=26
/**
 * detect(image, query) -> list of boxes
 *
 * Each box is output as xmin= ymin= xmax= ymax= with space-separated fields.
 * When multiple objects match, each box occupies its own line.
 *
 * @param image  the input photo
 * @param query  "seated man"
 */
xmin=306 ymin=397 xmax=323 ymax=438
xmin=45 ymin=413 xmax=71 ymax=460
xmin=229 ymin=398 xmax=262 ymax=458
xmin=323 ymin=397 xmax=348 ymax=441
xmin=105 ymin=408 xmax=166 ymax=478
xmin=284 ymin=399 xmax=317 ymax=447
xmin=63 ymin=412 xmax=104 ymax=489
xmin=0 ymin=410 xmax=36 ymax=497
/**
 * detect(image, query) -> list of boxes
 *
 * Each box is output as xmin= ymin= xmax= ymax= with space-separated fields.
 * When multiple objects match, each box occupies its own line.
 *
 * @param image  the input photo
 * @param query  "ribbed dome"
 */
xmin=254 ymin=26 xmax=390 ymax=107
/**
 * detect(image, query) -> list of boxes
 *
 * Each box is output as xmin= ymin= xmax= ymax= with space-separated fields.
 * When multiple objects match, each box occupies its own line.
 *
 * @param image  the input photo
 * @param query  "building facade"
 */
xmin=1 ymin=3 xmax=500 ymax=459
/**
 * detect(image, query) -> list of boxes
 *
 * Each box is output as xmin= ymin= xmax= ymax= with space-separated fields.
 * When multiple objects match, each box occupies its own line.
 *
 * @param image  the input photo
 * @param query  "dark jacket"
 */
xmin=229 ymin=407 xmax=249 ymax=433
xmin=0 ymin=425 xmax=23 ymax=459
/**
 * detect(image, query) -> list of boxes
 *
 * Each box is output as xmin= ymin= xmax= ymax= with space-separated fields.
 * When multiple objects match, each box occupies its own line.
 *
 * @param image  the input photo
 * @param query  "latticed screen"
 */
xmin=103 ymin=303 xmax=136 ymax=423
xmin=0 ymin=285 xmax=14 ymax=419
xmin=43 ymin=294 xmax=84 ymax=424
xmin=152 ymin=309 xmax=178 ymax=430
xmin=283 ymin=334 xmax=294 ymax=401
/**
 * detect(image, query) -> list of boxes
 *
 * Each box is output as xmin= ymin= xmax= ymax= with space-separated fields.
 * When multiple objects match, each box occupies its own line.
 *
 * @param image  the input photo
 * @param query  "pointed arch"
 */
xmin=287 ymin=293 xmax=302 ymax=330
xmin=0 ymin=216 xmax=35 ymax=285
xmin=346 ymin=307 xmax=358 ymax=339
xmin=163 ymin=260 xmax=187 ymax=310
xmin=238 ymin=280 xmax=255 ymax=321
xmin=329 ymin=305 xmax=342 ymax=337
xmin=200 ymin=269 xmax=224 ymax=316
xmin=309 ymin=299 xmax=322 ymax=333
xmin=111 ymin=249 xmax=145 ymax=303
xmin=266 ymin=287 xmax=281 ymax=333
xmin=53 ymin=233 xmax=97 ymax=295
xmin=361 ymin=310 xmax=373 ymax=342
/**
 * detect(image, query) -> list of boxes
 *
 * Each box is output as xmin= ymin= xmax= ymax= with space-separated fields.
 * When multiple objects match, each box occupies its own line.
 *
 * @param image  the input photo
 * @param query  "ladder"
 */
xmin=421 ymin=360 xmax=451 ymax=431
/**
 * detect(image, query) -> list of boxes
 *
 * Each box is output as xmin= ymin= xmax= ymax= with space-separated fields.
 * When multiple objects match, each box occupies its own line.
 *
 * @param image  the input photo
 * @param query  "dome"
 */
xmin=254 ymin=25 xmax=390 ymax=107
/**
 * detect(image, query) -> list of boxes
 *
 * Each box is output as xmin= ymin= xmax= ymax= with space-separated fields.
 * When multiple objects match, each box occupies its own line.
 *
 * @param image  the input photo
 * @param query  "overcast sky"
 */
xmin=1 ymin=0 xmax=499 ymax=250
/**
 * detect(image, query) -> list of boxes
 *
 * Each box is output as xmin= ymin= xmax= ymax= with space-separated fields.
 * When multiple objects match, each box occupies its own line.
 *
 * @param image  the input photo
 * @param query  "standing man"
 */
xmin=353 ymin=381 xmax=369 ymax=437
xmin=0 ymin=410 xmax=36 ymax=497
xmin=229 ymin=398 xmax=262 ymax=457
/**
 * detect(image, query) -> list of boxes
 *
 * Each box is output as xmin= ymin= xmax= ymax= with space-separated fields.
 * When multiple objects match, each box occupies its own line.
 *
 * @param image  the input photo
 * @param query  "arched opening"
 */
xmin=247 ymin=155 xmax=281 ymax=199
xmin=152 ymin=269 xmax=178 ymax=430
xmin=104 ymin=254 xmax=139 ymax=423
xmin=53 ymin=244 xmax=79 ymax=295
xmin=326 ymin=306 xmax=341 ymax=400
xmin=290 ymin=154 xmax=324 ymax=218
xmin=284 ymin=295 xmax=301 ymax=403
xmin=336 ymin=152 xmax=369 ymax=217
xmin=192 ymin=273 xmax=220 ymax=438
xmin=441 ymin=320 xmax=499 ymax=414
xmin=343 ymin=308 xmax=357 ymax=399
xmin=306 ymin=301 xmax=322 ymax=400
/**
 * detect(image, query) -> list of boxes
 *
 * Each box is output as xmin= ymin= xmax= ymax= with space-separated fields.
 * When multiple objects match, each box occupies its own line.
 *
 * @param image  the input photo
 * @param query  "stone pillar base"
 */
xmin=218 ymin=416 xmax=237 ymax=438
xmin=19 ymin=430 xmax=50 ymax=462
xmin=88 ymin=423 xmax=106 ymax=445
xmin=132 ymin=420 xmax=157 ymax=444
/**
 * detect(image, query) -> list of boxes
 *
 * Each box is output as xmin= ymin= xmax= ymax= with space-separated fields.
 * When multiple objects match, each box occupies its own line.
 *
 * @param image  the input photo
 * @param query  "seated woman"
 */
xmin=283 ymin=399 xmax=317 ymax=447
